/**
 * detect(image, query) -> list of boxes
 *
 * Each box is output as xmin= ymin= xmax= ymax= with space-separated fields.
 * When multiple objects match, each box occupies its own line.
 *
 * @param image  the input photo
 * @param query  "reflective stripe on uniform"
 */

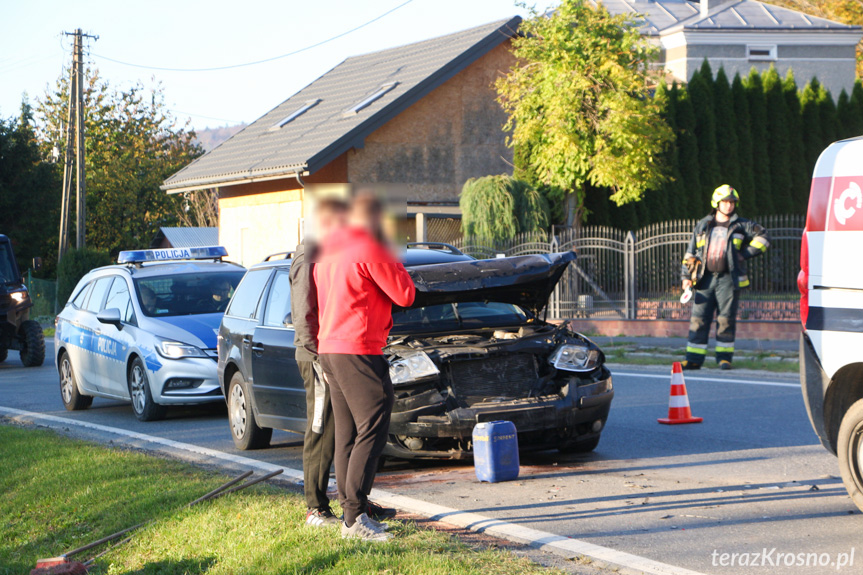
xmin=750 ymin=238 xmax=769 ymax=251
xmin=696 ymin=238 xmax=706 ymax=248
xmin=738 ymin=276 xmax=750 ymax=287
xmin=686 ymin=345 xmax=708 ymax=355
xmin=716 ymin=345 xmax=735 ymax=353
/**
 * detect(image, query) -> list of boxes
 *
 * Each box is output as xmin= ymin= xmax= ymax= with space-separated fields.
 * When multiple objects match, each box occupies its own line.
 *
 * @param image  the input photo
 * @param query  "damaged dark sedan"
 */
xmin=217 ymin=245 xmax=614 ymax=459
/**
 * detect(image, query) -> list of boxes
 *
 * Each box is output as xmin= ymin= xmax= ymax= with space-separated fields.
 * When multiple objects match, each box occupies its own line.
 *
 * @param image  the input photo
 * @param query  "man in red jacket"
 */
xmin=314 ymin=194 xmax=415 ymax=542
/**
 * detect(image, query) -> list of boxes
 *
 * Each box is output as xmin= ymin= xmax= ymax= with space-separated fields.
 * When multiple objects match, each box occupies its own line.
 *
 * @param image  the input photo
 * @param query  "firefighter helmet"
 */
xmin=711 ymin=184 xmax=740 ymax=209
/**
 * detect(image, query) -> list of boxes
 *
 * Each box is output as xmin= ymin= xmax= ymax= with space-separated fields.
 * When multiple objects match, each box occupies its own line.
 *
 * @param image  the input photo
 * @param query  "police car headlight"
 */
xmin=389 ymin=352 xmax=439 ymax=385
xmin=10 ymin=291 xmax=26 ymax=303
xmin=157 ymin=340 xmax=207 ymax=359
xmin=549 ymin=344 xmax=600 ymax=373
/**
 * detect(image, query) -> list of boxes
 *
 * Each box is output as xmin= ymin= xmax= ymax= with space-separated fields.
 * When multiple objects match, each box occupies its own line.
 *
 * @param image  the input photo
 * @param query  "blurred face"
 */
xmin=349 ymin=205 xmax=382 ymax=237
xmin=213 ymin=282 xmax=231 ymax=302
xmin=316 ymin=208 xmax=347 ymax=239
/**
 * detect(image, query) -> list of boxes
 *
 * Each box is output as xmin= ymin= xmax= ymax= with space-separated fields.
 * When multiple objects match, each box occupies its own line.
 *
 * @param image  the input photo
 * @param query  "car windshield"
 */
xmin=134 ymin=271 xmax=245 ymax=317
xmin=0 ymin=242 xmax=17 ymax=284
xmin=391 ymin=301 xmax=529 ymax=333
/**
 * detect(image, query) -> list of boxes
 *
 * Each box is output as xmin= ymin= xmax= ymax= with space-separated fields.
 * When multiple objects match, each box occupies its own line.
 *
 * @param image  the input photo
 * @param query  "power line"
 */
xmin=91 ymin=0 xmax=416 ymax=73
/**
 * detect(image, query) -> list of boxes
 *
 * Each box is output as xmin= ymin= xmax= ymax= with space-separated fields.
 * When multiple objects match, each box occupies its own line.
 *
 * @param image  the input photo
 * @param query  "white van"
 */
xmin=799 ymin=135 xmax=863 ymax=512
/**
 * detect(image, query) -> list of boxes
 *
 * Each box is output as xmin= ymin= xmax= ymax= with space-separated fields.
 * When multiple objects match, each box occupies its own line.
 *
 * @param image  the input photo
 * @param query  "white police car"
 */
xmin=55 ymin=247 xmax=245 ymax=421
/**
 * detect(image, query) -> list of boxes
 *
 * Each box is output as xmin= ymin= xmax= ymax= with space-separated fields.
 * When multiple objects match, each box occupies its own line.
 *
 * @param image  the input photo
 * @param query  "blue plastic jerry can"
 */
xmin=473 ymin=420 xmax=520 ymax=483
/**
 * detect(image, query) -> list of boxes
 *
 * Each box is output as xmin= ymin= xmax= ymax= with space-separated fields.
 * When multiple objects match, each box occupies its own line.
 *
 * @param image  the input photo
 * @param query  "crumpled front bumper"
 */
xmin=385 ymin=367 xmax=614 ymax=458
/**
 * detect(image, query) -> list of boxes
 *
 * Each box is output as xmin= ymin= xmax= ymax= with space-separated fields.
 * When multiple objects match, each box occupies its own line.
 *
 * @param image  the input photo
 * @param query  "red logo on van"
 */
xmin=827 ymin=177 xmax=863 ymax=231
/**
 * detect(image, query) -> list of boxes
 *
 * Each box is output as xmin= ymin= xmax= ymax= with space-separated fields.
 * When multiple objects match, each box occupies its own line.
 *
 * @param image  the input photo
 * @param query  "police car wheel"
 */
xmin=59 ymin=352 xmax=93 ymax=411
xmin=837 ymin=398 xmax=863 ymax=513
xmin=228 ymin=371 xmax=272 ymax=450
xmin=128 ymin=356 xmax=167 ymax=422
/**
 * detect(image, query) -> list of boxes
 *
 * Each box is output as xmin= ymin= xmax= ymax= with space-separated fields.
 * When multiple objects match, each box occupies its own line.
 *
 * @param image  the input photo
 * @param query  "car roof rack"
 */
xmin=263 ymin=251 xmax=294 ymax=262
xmin=406 ymin=242 xmax=465 ymax=255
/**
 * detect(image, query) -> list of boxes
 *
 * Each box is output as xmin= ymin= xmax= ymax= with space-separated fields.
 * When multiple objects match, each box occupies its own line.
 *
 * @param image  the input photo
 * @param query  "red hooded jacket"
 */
xmin=314 ymin=226 xmax=415 ymax=355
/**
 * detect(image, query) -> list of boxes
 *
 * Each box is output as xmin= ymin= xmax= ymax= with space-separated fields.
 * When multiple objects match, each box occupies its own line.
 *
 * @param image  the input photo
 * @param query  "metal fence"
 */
xmin=453 ymin=214 xmax=804 ymax=321
xmin=26 ymin=276 xmax=59 ymax=320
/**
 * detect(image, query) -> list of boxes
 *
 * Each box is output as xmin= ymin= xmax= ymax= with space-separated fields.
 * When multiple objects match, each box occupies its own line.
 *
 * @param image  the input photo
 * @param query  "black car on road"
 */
xmin=216 ymin=244 xmax=614 ymax=458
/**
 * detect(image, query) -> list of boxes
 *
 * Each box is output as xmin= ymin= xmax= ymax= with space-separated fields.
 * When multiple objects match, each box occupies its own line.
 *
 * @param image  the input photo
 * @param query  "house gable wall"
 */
xmin=346 ymin=41 xmax=515 ymax=202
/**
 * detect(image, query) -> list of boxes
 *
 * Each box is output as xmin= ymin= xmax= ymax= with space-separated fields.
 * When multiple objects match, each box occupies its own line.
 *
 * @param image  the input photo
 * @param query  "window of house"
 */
xmin=343 ymin=83 xmax=399 ymax=117
xmin=747 ymin=45 xmax=777 ymax=61
xmin=268 ymin=99 xmax=320 ymax=131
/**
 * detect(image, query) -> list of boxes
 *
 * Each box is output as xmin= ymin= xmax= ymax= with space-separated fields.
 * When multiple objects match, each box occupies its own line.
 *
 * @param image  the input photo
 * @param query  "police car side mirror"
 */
xmin=97 ymin=308 xmax=123 ymax=329
xmin=283 ymin=313 xmax=292 ymax=327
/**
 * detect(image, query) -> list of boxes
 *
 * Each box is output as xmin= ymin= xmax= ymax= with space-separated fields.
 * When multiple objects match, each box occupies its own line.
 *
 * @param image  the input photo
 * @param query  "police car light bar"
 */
xmin=117 ymin=246 xmax=228 ymax=265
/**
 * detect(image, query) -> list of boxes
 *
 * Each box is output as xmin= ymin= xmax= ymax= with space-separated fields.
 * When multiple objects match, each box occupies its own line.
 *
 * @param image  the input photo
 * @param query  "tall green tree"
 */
xmin=495 ymin=0 xmax=673 ymax=224
xmin=731 ymin=74 xmax=756 ymax=212
xmin=712 ymin=67 xmax=740 ymax=191
xmin=744 ymin=68 xmax=774 ymax=215
xmin=817 ymin=82 xmax=839 ymax=147
xmin=800 ymin=79 xmax=825 ymax=170
xmin=0 ymin=100 xmax=62 ymax=276
xmin=35 ymin=68 xmax=203 ymax=256
xmin=762 ymin=66 xmax=793 ymax=214
xmin=782 ymin=70 xmax=808 ymax=214
xmin=848 ymin=80 xmax=863 ymax=137
xmin=688 ymin=62 xmax=720 ymax=207
xmin=675 ymin=86 xmax=702 ymax=218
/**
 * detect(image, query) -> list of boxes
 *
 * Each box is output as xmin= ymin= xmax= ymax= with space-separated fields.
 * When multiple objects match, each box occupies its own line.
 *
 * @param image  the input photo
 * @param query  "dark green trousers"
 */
xmin=685 ymin=272 xmax=739 ymax=366
xmin=300 ymin=359 xmax=335 ymax=511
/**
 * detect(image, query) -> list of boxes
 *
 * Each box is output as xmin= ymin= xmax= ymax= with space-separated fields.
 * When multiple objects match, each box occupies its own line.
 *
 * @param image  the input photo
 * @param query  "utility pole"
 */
xmin=58 ymin=28 xmax=97 ymax=263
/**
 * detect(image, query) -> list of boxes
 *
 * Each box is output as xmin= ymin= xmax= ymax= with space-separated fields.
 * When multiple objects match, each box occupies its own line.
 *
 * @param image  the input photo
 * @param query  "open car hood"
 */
xmin=402 ymin=251 xmax=576 ymax=315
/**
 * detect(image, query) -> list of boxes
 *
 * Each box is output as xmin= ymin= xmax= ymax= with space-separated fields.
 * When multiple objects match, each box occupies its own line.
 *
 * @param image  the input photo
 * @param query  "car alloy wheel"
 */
xmin=838 ymin=398 xmax=863 ymax=513
xmin=227 ymin=371 xmax=271 ymax=450
xmin=127 ymin=357 xmax=166 ymax=422
xmin=58 ymin=352 xmax=92 ymax=411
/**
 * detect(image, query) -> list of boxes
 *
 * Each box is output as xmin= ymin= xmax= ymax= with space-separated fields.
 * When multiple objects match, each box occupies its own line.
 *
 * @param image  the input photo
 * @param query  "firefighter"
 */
xmin=680 ymin=185 xmax=771 ymax=370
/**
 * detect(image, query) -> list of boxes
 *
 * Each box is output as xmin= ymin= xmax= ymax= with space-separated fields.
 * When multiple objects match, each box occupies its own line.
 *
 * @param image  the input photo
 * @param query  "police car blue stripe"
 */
xmin=58 ymin=322 xmax=163 ymax=371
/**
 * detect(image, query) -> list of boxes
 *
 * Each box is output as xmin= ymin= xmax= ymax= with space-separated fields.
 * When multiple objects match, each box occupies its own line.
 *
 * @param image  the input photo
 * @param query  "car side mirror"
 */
xmin=32 ymin=257 xmax=43 ymax=271
xmin=283 ymin=312 xmax=292 ymax=327
xmin=96 ymin=308 xmax=123 ymax=329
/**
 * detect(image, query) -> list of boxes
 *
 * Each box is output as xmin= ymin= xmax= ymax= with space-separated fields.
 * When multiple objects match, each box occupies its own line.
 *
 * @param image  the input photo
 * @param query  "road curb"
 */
xmin=1 ymin=405 xmax=707 ymax=575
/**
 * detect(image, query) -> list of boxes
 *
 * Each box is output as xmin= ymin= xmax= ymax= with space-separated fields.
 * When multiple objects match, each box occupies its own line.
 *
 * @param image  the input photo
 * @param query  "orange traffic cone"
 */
xmin=658 ymin=362 xmax=703 ymax=425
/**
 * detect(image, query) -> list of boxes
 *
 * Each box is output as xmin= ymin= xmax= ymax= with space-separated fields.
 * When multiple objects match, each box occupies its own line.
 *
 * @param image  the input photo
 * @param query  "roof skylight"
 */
xmin=269 ymin=99 xmax=320 ymax=131
xmin=343 ymin=82 xmax=399 ymax=117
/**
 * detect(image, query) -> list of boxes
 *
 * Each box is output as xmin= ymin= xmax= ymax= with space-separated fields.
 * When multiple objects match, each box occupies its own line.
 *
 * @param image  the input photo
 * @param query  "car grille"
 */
xmin=447 ymin=354 xmax=539 ymax=405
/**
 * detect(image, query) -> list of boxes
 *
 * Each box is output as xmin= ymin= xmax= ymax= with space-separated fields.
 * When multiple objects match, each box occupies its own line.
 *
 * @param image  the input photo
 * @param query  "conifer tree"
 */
xmin=800 ymin=80 xmax=824 ymax=172
xmin=713 ymin=67 xmax=740 ymax=191
xmin=744 ymin=68 xmax=773 ymax=216
xmin=763 ymin=66 xmax=792 ymax=214
xmin=675 ymin=87 xmax=703 ymax=218
xmin=782 ymin=70 xmax=808 ymax=214
xmin=848 ymin=80 xmax=863 ymax=137
xmin=650 ymin=82 xmax=678 ymax=223
xmin=837 ymin=90 xmax=856 ymax=141
xmin=688 ymin=62 xmax=720 ymax=207
xmin=731 ymin=74 xmax=757 ymax=212
xmin=817 ymin=82 xmax=838 ymax=148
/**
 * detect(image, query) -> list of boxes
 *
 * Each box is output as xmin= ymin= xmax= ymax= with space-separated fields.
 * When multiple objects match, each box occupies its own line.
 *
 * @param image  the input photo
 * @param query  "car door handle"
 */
xmin=251 ymin=343 xmax=265 ymax=353
xmin=242 ymin=336 xmax=252 ymax=347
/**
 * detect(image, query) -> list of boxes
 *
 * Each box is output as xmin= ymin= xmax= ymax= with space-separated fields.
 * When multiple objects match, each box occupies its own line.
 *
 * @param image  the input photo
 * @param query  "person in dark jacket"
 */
xmin=680 ymin=185 xmax=771 ymax=370
xmin=289 ymin=197 xmax=348 ymax=527
xmin=315 ymin=194 xmax=416 ymax=542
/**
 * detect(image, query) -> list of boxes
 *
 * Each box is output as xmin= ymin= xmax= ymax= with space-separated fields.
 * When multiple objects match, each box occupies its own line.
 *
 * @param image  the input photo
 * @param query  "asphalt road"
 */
xmin=2 ymin=342 xmax=860 ymax=575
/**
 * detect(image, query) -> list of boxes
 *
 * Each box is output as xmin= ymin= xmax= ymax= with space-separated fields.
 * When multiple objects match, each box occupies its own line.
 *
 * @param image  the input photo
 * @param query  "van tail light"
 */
xmin=798 ymin=231 xmax=809 ymax=329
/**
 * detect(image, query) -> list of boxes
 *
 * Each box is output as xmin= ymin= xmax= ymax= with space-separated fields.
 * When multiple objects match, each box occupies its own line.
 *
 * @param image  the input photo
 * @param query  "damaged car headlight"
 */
xmin=549 ymin=344 xmax=600 ymax=373
xmin=389 ymin=352 xmax=439 ymax=385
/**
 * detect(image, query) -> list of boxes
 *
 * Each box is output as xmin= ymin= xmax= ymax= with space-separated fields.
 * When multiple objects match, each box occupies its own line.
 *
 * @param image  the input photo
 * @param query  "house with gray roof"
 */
xmin=150 ymin=227 xmax=218 ymax=250
xmin=598 ymin=0 xmax=861 ymax=96
xmin=162 ymin=18 xmax=520 ymax=265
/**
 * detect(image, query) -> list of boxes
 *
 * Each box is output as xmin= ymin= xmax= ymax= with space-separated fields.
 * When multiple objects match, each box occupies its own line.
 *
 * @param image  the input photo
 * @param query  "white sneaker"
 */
xmin=341 ymin=513 xmax=391 ymax=542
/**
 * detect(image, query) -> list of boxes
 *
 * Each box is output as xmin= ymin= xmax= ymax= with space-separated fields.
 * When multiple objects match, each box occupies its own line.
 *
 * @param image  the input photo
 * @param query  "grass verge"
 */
xmin=602 ymin=347 xmax=799 ymax=373
xmin=0 ymin=423 xmax=561 ymax=575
